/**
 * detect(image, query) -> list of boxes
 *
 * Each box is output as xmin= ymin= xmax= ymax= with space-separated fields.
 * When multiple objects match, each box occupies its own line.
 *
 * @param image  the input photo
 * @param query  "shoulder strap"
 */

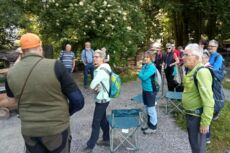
xmin=100 ymin=67 xmax=111 ymax=95
xmin=17 ymin=58 xmax=43 ymax=112
xmin=100 ymin=67 xmax=111 ymax=76
xmin=193 ymin=66 xmax=206 ymax=88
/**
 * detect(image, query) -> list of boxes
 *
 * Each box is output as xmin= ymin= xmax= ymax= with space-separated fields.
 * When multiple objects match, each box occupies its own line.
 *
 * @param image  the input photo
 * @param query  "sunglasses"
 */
xmin=208 ymin=45 xmax=217 ymax=48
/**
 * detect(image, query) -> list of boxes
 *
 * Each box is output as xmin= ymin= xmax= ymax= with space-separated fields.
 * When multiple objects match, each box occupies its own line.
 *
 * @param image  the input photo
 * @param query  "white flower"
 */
xmin=56 ymin=22 xmax=60 ymax=26
xmin=63 ymin=8 xmax=67 ymax=11
xmin=79 ymin=1 xmax=84 ymax=6
xmin=69 ymin=3 xmax=73 ymax=7
xmin=101 ymin=24 xmax=104 ymax=27
xmin=84 ymin=10 xmax=88 ymax=13
xmin=118 ymin=10 xmax=122 ymax=14
xmin=107 ymin=4 xmax=111 ymax=7
xmin=123 ymin=16 xmax=127 ymax=21
xmin=127 ymin=26 xmax=132 ymax=31
xmin=99 ymin=14 xmax=102 ymax=18
xmin=103 ymin=1 xmax=107 ymax=6
xmin=74 ymin=3 xmax=78 ymax=6
xmin=55 ymin=3 xmax=59 ymax=6
xmin=122 ymin=12 xmax=127 ymax=16
xmin=91 ymin=20 xmax=95 ymax=24
xmin=83 ymin=32 xmax=86 ymax=35
xmin=85 ymin=25 xmax=88 ymax=28
xmin=107 ymin=17 xmax=111 ymax=20
xmin=105 ymin=19 xmax=108 ymax=22
xmin=100 ymin=9 xmax=104 ymax=13
xmin=128 ymin=41 xmax=132 ymax=44
xmin=110 ymin=24 xmax=115 ymax=29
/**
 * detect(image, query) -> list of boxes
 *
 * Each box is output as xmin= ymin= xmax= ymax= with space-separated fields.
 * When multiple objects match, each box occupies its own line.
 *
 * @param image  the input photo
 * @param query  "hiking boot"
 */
xmin=213 ymin=112 xmax=220 ymax=121
xmin=141 ymin=124 xmax=148 ymax=131
xmin=143 ymin=128 xmax=157 ymax=134
xmin=96 ymin=140 xmax=110 ymax=146
xmin=81 ymin=146 xmax=93 ymax=153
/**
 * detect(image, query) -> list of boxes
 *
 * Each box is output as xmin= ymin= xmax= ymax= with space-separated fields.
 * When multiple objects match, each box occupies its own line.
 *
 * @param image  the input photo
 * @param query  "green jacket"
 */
xmin=7 ymin=53 xmax=69 ymax=136
xmin=182 ymin=63 xmax=214 ymax=127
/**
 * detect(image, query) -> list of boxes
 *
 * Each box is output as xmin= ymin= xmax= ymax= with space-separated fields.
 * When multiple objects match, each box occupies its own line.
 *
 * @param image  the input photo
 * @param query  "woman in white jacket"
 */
xmin=83 ymin=49 xmax=111 ymax=153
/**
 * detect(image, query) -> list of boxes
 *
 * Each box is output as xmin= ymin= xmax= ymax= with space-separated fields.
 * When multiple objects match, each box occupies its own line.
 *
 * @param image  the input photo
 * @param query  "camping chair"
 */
xmin=107 ymin=108 xmax=141 ymax=153
xmin=165 ymin=91 xmax=183 ymax=114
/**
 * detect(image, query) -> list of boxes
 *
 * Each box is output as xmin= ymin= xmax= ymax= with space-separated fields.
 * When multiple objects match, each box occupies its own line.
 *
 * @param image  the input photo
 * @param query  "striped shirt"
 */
xmin=60 ymin=51 xmax=75 ymax=69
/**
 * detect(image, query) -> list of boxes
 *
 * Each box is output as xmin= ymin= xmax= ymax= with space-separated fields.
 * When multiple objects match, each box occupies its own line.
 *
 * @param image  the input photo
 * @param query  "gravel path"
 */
xmin=0 ymin=73 xmax=192 ymax=153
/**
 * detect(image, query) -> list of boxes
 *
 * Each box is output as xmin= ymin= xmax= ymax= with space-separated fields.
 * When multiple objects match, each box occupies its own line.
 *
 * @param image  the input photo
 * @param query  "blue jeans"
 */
xmin=142 ymin=91 xmax=157 ymax=128
xmin=186 ymin=115 xmax=206 ymax=153
xmin=84 ymin=63 xmax=94 ymax=86
xmin=87 ymin=102 xmax=110 ymax=149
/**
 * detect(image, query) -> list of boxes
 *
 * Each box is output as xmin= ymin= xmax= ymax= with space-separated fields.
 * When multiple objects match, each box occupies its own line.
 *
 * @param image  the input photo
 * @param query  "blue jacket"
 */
xmin=209 ymin=51 xmax=223 ymax=71
xmin=138 ymin=63 xmax=156 ymax=92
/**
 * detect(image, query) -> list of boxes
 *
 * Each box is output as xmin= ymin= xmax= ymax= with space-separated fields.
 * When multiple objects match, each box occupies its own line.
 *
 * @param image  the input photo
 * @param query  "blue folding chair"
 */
xmin=107 ymin=109 xmax=141 ymax=153
xmin=165 ymin=91 xmax=183 ymax=114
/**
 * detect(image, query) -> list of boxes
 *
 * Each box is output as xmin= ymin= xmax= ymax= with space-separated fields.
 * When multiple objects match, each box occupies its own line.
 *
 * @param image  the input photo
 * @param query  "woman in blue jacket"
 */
xmin=138 ymin=51 xmax=158 ymax=134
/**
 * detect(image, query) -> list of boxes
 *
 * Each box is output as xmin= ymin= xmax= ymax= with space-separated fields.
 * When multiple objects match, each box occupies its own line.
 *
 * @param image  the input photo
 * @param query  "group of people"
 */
xmin=0 ymin=33 xmax=113 ymax=153
xmin=0 ymin=32 xmax=225 ymax=153
xmin=142 ymin=39 xmax=224 ymax=153
xmin=59 ymin=42 xmax=109 ymax=89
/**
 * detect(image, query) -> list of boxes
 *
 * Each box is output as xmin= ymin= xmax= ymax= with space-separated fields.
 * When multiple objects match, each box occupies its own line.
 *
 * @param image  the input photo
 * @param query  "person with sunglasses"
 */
xmin=163 ymin=43 xmax=180 ymax=91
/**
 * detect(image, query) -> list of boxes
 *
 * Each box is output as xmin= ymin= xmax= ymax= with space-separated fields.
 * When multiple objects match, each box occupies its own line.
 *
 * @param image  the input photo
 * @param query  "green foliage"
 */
xmin=120 ymin=68 xmax=138 ymax=83
xmin=21 ymin=0 xmax=147 ymax=67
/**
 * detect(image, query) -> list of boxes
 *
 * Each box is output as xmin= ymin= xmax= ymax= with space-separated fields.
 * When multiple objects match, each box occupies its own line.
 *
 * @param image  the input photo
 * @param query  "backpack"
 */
xmin=211 ymin=53 xmax=225 ymax=81
xmin=193 ymin=66 xmax=225 ymax=113
xmin=100 ymin=67 xmax=121 ymax=98
xmin=150 ymin=66 xmax=162 ymax=93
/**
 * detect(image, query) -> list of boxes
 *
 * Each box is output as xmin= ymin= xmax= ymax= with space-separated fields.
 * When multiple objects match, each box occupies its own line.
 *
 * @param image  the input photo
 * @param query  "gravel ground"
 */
xmin=1 ymin=68 xmax=230 ymax=153
xmin=0 ymin=72 xmax=192 ymax=153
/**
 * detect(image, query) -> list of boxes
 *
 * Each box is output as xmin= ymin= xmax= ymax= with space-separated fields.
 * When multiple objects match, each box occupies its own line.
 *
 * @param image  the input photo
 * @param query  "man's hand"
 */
xmin=200 ymin=126 xmax=209 ymax=134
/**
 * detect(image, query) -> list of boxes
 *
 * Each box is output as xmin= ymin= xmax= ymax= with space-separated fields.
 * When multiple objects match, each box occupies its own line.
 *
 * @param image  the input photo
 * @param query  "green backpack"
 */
xmin=100 ymin=67 xmax=121 ymax=98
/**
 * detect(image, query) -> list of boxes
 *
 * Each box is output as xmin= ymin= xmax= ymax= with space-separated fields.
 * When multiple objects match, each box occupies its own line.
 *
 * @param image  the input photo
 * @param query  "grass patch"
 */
xmin=223 ymin=78 xmax=230 ymax=89
xmin=223 ymin=69 xmax=230 ymax=89
xmin=120 ymin=69 xmax=138 ymax=83
xmin=175 ymin=102 xmax=230 ymax=153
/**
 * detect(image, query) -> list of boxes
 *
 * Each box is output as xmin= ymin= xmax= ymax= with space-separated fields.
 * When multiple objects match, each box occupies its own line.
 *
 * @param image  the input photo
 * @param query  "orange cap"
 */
xmin=20 ymin=33 xmax=42 ymax=49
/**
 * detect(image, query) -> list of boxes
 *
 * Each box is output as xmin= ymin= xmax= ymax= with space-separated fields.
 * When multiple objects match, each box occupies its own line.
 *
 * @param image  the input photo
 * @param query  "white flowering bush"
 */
xmin=26 ymin=0 xmax=147 ymax=67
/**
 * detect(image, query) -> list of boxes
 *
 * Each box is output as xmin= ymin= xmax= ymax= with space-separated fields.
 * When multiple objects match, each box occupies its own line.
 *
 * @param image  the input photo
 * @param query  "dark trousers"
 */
xmin=84 ymin=63 xmax=94 ymax=86
xmin=66 ymin=68 xmax=72 ymax=73
xmin=87 ymin=102 xmax=110 ymax=149
xmin=23 ymin=128 xmax=70 ymax=153
xmin=165 ymin=67 xmax=178 ymax=91
xmin=186 ymin=115 xmax=206 ymax=153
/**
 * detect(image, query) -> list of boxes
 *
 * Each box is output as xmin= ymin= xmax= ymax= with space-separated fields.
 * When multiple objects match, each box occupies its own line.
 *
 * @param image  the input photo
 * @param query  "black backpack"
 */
xmin=193 ymin=66 xmax=225 ymax=113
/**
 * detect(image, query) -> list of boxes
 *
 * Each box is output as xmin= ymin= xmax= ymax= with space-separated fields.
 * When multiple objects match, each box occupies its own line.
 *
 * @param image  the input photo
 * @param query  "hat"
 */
xmin=166 ymin=43 xmax=172 ymax=48
xmin=20 ymin=33 xmax=42 ymax=49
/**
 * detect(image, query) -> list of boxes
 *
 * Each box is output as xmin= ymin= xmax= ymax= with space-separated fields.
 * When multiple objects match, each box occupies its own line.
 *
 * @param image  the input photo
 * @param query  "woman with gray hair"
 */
xmin=182 ymin=43 xmax=214 ymax=153
xmin=82 ymin=49 xmax=112 ymax=153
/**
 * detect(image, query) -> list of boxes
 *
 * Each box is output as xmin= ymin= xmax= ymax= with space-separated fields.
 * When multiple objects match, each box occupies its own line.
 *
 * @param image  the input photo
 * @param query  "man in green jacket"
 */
xmin=2 ymin=33 xmax=84 ymax=153
xmin=182 ymin=43 xmax=214 ymax=153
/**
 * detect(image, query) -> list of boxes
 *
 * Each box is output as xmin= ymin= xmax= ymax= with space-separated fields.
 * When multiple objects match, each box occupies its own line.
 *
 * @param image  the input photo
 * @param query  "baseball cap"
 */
xmin=20 ymin=33 xmax=42 ymax=49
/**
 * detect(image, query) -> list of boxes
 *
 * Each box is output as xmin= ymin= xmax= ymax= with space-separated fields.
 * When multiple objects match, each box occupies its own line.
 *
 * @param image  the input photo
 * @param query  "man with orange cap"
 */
xmin=2 ymin=33 xmax=85 ymax=153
